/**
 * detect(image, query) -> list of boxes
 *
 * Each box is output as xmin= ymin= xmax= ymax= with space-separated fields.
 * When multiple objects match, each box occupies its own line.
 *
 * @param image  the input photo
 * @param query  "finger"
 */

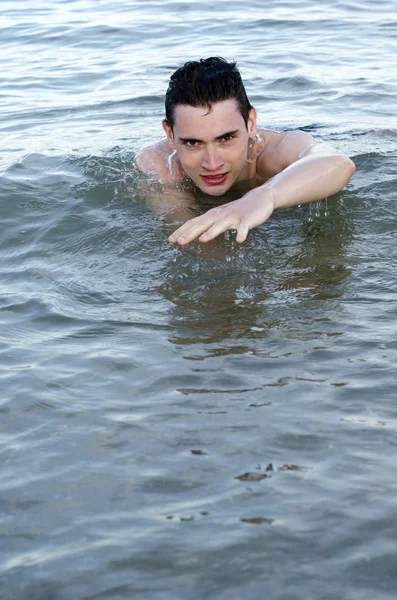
xmin=168 ymin=209 xmax=222 ymax=243
xmin=198 ymin=216 xmax=238 ymax=242
xmin=170 ymin=218 xmax=218 ymax=245
xmin=170 ymin=210 xmax=228 ymax=245
xmin=168 ymin=216 xmax=201 ymax=243
xmin=236 ymin=221 xmax=249 ymax=243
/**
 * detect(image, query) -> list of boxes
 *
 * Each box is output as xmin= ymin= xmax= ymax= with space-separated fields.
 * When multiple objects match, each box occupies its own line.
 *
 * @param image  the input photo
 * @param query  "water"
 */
xmin=1 ymin=1 xmax=397 ymax=599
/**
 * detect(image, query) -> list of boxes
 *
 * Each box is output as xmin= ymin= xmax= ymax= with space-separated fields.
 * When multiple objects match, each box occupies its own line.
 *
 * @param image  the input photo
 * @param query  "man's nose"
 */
xmin=201 ymin=146 xmax=224 ymax=171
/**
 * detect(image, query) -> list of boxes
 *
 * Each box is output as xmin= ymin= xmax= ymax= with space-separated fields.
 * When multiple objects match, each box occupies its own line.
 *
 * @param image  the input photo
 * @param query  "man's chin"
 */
xmin=200 ymin=186 xmax=229 ymax=197
xmin=196 ymin=177 xmax=233 ymax=196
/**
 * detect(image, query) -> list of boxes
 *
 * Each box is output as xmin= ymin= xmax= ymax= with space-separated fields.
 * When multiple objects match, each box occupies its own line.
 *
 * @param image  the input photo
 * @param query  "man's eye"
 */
xmin=185 ymin=141 xmax=199 ymax=148
xmin=221 ymin=135 xmax=234 ymax=142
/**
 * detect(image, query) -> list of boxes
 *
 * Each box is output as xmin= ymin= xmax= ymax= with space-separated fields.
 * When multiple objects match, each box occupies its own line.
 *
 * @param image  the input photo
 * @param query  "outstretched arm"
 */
xmin=168 ymin=132 xmax=356 ymax=245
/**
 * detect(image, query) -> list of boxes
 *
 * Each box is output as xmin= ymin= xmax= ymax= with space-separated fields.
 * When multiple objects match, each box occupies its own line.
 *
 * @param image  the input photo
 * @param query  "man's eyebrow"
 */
xmin=215 ymin=129 xmax=240 ymax=140
xmin=178 ymin=130 xmax=241 ymax=143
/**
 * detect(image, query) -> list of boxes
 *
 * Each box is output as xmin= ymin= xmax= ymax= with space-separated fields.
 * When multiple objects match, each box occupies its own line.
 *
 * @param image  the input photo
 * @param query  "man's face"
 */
xmin=163 ymin=99 xmax=257 ymax=196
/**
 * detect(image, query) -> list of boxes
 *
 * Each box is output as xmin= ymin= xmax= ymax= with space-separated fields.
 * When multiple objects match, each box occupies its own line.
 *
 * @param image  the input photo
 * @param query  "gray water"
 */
xmin=1 ymin=1 xmax=397 ymax=599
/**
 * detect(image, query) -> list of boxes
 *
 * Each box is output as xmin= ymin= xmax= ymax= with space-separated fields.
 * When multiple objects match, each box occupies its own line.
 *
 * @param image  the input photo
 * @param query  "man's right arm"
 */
xmin=135 ymin=140 xmax=183 ymax=183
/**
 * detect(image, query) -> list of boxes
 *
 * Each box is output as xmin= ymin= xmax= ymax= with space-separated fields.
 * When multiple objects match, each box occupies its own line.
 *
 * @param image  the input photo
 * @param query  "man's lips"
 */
xmin=200 ymin=172 xmax=228 ymax=185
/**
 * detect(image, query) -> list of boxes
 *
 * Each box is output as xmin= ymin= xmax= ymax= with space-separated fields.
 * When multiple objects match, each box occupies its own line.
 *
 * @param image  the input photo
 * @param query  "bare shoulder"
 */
xmin=256 ymin=129 xmax=316 ymax=176
xmin=135 ymin=139 xmax=183 ymax=183
xmin=256 ymin=128 xmax=349 ymax=178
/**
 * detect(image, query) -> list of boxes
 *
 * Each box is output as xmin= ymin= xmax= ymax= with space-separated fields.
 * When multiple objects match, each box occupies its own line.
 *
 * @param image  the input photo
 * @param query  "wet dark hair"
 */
xmin=164 ymin=57 xmax=253 ymax=130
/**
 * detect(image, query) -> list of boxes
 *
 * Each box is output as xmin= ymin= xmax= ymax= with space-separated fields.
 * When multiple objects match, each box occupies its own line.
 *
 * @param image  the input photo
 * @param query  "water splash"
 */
xmin=167 ymin=150 xmax=177 ymax=174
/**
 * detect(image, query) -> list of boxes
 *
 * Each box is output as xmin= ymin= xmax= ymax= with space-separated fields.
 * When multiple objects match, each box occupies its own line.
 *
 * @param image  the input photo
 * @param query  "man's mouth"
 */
xmin=200 ymin=172 xmax=228 ymax=186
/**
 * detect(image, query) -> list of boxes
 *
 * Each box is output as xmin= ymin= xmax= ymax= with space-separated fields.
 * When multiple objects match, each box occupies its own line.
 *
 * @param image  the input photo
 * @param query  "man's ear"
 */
xmin=162 ymin=120 xmax=175 ymax=148
xmin=247 ymin=107 xmax=257 ymax=138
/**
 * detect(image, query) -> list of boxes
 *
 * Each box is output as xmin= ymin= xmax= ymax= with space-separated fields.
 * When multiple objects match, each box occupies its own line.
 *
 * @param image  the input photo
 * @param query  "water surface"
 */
xmin=1 ymin=1 xmax=397 ymax=599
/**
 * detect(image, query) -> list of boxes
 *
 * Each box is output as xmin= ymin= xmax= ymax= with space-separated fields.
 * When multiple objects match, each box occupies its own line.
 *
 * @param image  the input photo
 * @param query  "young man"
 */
xmin=136 ymin=57 xmax=355 ymax=246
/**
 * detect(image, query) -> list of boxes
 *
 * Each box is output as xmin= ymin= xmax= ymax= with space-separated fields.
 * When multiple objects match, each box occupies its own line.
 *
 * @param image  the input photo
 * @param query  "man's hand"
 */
xmin=168 ymin=187 xmax=275 ymax=245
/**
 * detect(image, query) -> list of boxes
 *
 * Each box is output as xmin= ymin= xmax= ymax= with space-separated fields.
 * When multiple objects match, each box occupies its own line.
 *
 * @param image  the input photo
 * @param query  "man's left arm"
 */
xmin=168 ymin=131 xmax=356 ymax=245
